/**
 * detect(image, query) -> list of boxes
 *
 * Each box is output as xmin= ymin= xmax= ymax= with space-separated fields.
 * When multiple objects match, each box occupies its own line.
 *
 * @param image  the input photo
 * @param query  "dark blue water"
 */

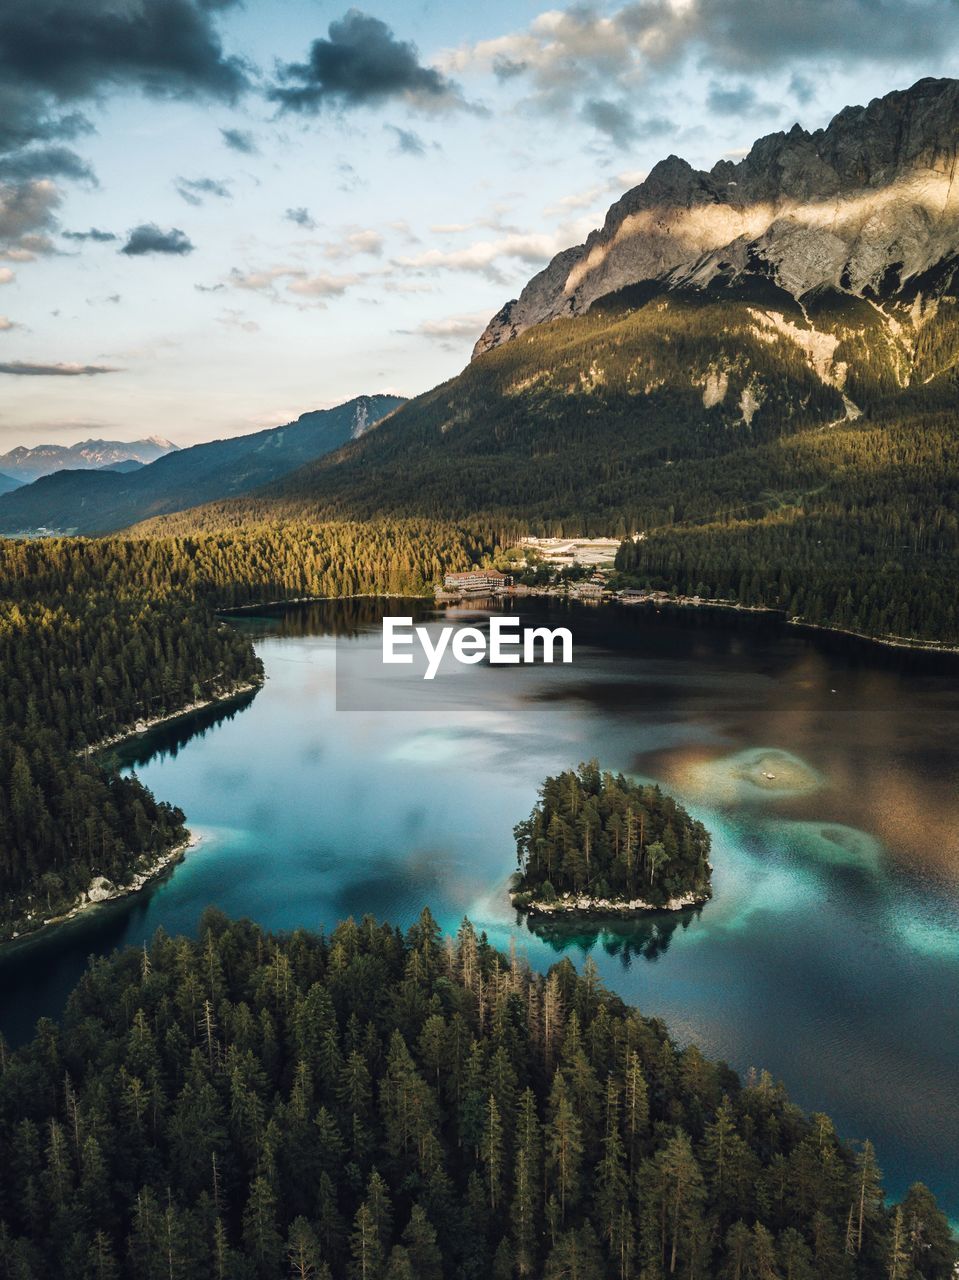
xmin=2 ymin=599 xmax=958 ymax=1217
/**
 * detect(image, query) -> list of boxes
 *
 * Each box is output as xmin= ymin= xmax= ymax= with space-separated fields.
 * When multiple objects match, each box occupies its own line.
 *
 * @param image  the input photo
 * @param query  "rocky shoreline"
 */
xmin=2 ymin=834 xmax=201 ymax=947
xmin=512 ymin=889 xmax=710 ymax=918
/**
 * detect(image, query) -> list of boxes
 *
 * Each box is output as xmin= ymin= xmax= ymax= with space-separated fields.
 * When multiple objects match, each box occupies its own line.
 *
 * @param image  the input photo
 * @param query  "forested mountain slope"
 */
xmin=140 ymin=283 xmax=959 ymax=642
xmin=0 ymin=909 xmax=953 ymax=1279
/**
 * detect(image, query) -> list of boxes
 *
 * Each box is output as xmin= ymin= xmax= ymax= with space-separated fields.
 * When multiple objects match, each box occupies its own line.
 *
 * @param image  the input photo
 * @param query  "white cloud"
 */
xmin=542 ymin=170 xmax=647 ymax=217
xmin=394 ymin=229 xmax=572 ymax=280
xmin=287 ymin=272 xmax=362 ymax=298
xmin=405 ymin=311 xmax=492 ymax=340
xmin=323 ymin=229 xmax=384 ymax=260
xmin=0 ymin=268 xmax=14 ymax=285
xmin=440 ymin=0 xmax=959 ymax=146
xmin=216 ymin=309 xmax=260 ymax=333
xmin=230 ymin=265 xmax=297 ymax=293
xmin=230 ymin=264 xmax=362 ymax=300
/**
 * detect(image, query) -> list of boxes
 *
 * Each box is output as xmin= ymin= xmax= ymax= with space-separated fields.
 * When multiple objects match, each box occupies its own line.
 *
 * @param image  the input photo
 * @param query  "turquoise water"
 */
xmin=2 ymin=599 xmax=958 ymax=1216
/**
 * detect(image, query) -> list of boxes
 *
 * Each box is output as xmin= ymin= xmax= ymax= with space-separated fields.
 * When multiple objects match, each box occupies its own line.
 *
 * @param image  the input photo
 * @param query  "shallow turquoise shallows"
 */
xmin=2 ymin=599 xmax=959 ymax=1218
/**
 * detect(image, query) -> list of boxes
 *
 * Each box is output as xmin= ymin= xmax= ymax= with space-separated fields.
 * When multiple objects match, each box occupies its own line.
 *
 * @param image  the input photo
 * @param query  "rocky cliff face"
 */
xmin=474 ymin=77 xmax=959 ymax=356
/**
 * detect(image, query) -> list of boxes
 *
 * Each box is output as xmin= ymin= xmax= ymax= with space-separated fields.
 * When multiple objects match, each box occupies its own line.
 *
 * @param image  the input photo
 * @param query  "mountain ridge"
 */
xmin=475 ymin=76 xmax=959 ymax=355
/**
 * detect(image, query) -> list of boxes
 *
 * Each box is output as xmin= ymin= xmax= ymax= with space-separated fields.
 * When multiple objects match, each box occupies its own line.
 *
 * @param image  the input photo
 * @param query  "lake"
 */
xmin=2 ymin=597 xmax=958 ymax=1218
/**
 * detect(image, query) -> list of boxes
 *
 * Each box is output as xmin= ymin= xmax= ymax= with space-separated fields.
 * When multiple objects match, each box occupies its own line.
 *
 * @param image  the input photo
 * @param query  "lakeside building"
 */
xmin=443 ymin=568 xmax=512 ymax=593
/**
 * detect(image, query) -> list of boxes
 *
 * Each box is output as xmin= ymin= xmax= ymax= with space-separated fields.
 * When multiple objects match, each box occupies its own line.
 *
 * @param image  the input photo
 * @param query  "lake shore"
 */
xmin=80 ymin=677 xmax=263 ymax=756
xmin=2 ymin=679 xmax=262 ymax=948
xmin=216 ymin=583 xmax=958 ymax=661
xmin=504 ymin=584 xmax=959 ymax=660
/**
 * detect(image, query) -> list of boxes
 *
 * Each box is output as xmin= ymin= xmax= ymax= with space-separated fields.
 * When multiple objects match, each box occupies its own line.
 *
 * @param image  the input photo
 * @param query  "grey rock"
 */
xmin=473 ymin=77 xmax=959 ymax=357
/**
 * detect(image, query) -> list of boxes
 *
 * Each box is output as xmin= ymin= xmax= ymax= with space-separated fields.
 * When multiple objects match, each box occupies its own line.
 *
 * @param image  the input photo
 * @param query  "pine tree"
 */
xmin=287 ymin=1217 xmax=325 ymax=1280
xmin=886 ymin=1207 xmax=909 ymax=1280
xmin=546 ymin=1073 xmax=584 ymax=1222
xmin=851 ymin=1140 xmax=884 ymax=1256
xmin=400 ymin=1206 xmax=442 ymax=1280
xmin=482 ymin=1093 xmax=505 ymax=1210
xmin=595 ymin=1078 xmax=632 ymax=1279
xmin=242 ymin=1176 xmax=282 ymax=1278
xmin=348 ymin=1202 xmax=384 ymax=1280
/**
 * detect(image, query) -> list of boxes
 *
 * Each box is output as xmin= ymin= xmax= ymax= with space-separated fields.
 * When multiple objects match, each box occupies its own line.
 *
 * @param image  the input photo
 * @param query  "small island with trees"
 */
xmin=511 ymin=761 xmax=712 ymax=916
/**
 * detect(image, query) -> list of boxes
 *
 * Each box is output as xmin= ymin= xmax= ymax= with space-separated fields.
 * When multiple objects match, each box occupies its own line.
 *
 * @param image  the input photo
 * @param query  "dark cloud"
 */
xmin=386 ymin=125 xmax=428 ymax=156
xmin=120 ymin=224 xmax=195 ymax=256
xmin=220 ymin=126 xmax=257 ymax=153
xmin=62 ymin=227 xmax=117 ymax=242
xmin=270 ymin=10 xmax=467 ymax=113
xmin=0 ymin=360 xmax=120 ymax=376
xmin=175 ymin=175 xmax=232 ymax=205
xmin=706 ymin=81 xmax=779 ymax=117
xmin=492 ymin=55 xmax=528 ymax=81
xmin=581 ymin=98 xmax=638 ymax=147
xmin=194 ymin=281 xmax=225 ymax=292
xmin=706 ymin=83 xmax=758 ymax=115
xmin=336 ymin=160 xmax=364 ymax=193
xmin=0 ymin=0 xmax=248 ymax=111
xmin=285 ymin=206 xmax=316 ymax=229
xmin=472 ymin=1 xmax=959 ymax=131
xmin=0 ymin=86 xmax=90 ymax=158
xmin=687 ymin=0 xmax=959 ymax=70
xmin=0 ymin=0 xmax=248 ymax=198
xmin=789 ymin=73 xmax=816 ymax=105
xmin=0 ymin=146 xmax=95 ymax=183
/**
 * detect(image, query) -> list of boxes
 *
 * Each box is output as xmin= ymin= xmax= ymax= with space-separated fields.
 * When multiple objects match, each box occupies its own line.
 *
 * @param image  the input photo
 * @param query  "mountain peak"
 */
xmin=473 ymin=75 xmax=959 ymax=357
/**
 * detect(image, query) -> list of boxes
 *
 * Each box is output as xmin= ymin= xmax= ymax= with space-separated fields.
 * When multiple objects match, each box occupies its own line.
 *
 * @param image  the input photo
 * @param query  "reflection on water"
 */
xmin=105 ymin=690 xmax=258 ymax=770
xmin=521 ymin=903 xmax=705 ymax=962
xmin=1 ymin=599 xmax=959 ymax=1220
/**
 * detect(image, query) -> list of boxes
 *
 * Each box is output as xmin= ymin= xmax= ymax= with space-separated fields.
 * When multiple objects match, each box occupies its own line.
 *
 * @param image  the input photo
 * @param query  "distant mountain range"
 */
xmin=0 ymin=396 xmax=405 ymax=534
xmin=0 ymin=473 xmax=21 ymax=496
xmin=0 ymin=437 xmax=177 ymax=484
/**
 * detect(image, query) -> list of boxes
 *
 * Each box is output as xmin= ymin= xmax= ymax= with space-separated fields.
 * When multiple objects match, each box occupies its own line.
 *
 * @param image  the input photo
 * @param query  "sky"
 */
xmin=1 ymin=0 xmax=957 ymax=450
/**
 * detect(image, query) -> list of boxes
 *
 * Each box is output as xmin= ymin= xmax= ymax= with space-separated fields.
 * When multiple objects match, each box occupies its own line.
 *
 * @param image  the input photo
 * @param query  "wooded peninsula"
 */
xmin=0 ymin=909 xmax=952 ymax=1280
